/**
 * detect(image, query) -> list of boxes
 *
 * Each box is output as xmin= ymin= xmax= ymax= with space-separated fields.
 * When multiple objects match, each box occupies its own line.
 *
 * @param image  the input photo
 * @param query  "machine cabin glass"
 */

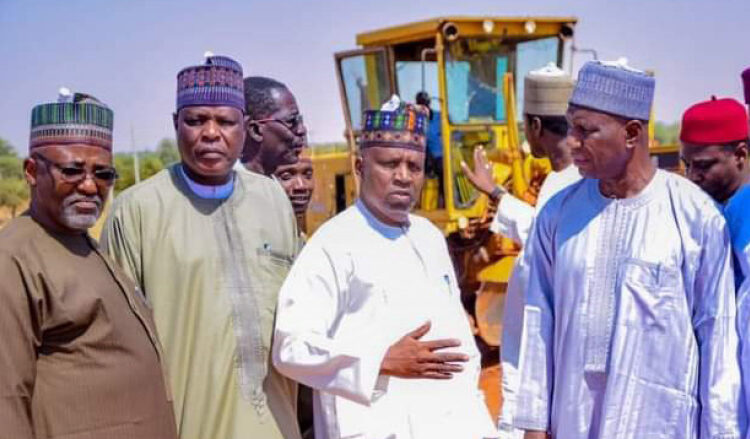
xmin=335 ymin=48 xmax=393 ymax=133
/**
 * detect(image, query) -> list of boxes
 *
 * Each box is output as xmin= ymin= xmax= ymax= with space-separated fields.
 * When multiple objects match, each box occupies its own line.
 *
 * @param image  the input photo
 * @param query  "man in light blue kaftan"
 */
xmin=515 ymin=60 xmax=743 ymax=439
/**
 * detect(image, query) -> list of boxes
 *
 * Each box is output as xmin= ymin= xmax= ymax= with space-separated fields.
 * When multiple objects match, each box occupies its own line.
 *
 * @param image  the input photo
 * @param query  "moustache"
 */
xmin=63 ymin=193 xmax=103 ymax=209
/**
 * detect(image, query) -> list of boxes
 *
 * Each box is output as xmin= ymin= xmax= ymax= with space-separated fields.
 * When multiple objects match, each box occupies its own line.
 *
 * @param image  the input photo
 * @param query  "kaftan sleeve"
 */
xmin=0 ymin=252 xmax=40 ymax=439
xmin=513 ymin=203 xmax=556 ymax=433
xmin=690 ymin=212 xmax=743 ymax=439
xmin=490 ymin=194 xmax=536 ymax=246
xmin=272 ymin=241 xmax=392 ymax=406
xmin=100 ymin=197 xmax=143 ymax=288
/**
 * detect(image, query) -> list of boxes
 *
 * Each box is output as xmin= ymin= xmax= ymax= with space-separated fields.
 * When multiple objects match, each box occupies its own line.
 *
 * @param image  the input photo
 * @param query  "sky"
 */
xmin=1 ymin=0 xmax=749 ymax=154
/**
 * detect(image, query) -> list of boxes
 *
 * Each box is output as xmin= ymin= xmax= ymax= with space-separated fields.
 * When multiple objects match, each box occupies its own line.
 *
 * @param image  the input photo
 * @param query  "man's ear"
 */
xmin=624 ymin=120 xmax=645 ymax=149
xmin=354 ymin=153 xmax=364 ymax=179
xmin=734 ymin=142 xmax=750 ymax=168
xmin=172 ymin=112 xmax=178 ymax=131
xmin=24 ymin=157 xmax=38 ymax=186
xmin=248 ymin=120 xmax=264 ymax=144
xmin=530 ymin=116 xmax=543 ymax=139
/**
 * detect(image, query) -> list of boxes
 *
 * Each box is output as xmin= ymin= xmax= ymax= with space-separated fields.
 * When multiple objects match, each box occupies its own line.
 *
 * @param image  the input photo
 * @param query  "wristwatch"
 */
xmin=489 ymin=185 xmax=506 ymax=202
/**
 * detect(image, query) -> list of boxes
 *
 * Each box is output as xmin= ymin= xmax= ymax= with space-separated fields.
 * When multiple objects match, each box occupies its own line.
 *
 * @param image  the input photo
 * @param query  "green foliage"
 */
xmin=0 ymin=155 xmax=23 ymax=179
xmin=0 ymin=138 xmax=28 ymax=219
xmin=0 ymin=137 xmax=17 ymax=158
xmin=0 ymin=178 xmax=28 ymax=218
xmin=156 ymin=138 xmax=180 ymax=165
xmin=655 ymin=121 xmax=680 ymax=146
xmin=113 ymin=152 xmax=165 ymax=193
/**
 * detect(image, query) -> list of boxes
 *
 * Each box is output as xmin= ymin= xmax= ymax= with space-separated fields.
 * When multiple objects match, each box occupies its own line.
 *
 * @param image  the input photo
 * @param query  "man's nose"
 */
xmin=566 ymin=134 xmax=582 ymax=150
xmin=296 ymin=121 xmax=308 ymax=138
xmin=394 ymin=164 xmax=413 ymax=184
xmin=291 ymin=175 xmax=306 ymax=189
xmin=76 ymin=174 xmax=99 ymax=196
xmin=686 ymin=166 xmax=702 ymax=184
xmin=202 ymin=120 xmax=221 ymax=140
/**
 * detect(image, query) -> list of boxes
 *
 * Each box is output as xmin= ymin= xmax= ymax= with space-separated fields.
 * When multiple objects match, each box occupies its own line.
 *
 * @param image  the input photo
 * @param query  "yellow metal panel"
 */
xmin=357 ymin=16 xmax=577 ymax=47
xmin=477 ymin=255 xmax=517 ymax=283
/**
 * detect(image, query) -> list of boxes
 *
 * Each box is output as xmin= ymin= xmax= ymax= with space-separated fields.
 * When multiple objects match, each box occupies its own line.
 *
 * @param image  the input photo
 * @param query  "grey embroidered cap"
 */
xmin=570 ymin=59 xmax=655 ymax=121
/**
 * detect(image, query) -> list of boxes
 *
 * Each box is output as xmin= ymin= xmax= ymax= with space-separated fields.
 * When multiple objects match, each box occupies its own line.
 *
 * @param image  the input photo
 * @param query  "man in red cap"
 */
xmin=681 ymin=96 xmax=750 ymax=421
xmin=680 ymin=97 xmax=749 ymax=204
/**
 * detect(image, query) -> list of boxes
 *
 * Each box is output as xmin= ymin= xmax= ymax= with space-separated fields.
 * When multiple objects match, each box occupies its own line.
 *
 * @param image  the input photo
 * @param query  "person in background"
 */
xmin=460 ymin=63 xmax=577 ymax=439
xmin=416 ymin=91 xmax=444 ymax=206
xmin=0 ymin=89 xmax=177 ymax=439
xmin=273 ymin=148 xmax=314 ymax=238
xmin=241 ymin=76 xmax=307 ymax=175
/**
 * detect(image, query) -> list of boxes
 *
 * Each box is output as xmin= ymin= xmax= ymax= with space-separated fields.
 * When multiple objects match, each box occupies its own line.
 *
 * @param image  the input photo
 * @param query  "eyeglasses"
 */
xmin=33 ymin=154 xmax=119 ymax=185
xmin=254 ymin=114 xmax=305 ymax=133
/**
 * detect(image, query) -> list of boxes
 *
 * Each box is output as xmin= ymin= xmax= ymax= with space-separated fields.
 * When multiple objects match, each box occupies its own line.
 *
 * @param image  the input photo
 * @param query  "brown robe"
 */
xmin=0 ymin=215 xmax=177 ymax=439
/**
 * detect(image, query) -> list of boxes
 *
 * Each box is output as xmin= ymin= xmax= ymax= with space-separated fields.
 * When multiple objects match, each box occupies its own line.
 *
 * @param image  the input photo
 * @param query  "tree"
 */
xmin=0 ymin=137 xmax=16 ymax=157
xmin=0 ymin=155 xmax=23 ymax=179
xmin=113 ymin=152 xmax=166 ymax=193
xmin=156 ymin=138 xmax=180 ymax=166
xmin=0 ymin=178 xmax=28 ymax=218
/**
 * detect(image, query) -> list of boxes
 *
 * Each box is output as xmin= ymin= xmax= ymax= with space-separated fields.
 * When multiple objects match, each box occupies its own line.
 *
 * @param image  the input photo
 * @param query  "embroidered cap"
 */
xmin=29 ymin=87 xmax=114 ymax=151
xmin=176 ymin=52 xmax=244 ymax=112
xmin=570 ymin=58 xmax=655 ymax=121
xmin=360 ymin=95 xmax=429 ymax=152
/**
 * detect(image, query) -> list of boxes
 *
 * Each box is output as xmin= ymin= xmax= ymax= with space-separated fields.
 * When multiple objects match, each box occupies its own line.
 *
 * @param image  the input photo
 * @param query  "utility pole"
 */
xmin=130 ymin=124 xmax=140 ymax=184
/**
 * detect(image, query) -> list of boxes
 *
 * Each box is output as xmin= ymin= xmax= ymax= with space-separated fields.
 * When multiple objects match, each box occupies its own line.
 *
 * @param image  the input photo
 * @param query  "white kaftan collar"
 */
xmin=590 ymin=169 xmax=664 ymax=210
xmin=355 ymin=198 xmax=408 ymax=240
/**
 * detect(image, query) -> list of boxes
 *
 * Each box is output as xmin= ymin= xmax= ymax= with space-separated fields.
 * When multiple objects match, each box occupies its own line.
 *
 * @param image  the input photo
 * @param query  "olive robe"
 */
xmin=101 ymin=165 xmax=301 ymax=439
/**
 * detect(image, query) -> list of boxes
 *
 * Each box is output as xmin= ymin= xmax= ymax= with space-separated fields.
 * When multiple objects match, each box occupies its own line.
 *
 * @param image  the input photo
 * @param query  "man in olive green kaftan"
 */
xmin=102 ymin=54 xmax=301 ymax=439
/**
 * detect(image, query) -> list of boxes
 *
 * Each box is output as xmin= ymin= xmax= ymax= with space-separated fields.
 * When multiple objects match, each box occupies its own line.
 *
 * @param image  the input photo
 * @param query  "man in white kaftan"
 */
xmin=515 ymin=60 xmax=743 ymax=439
xmin=461 ymin=65 xmax=578 ymax=437
xmin=273 ymin=98 xmax=498 ymax=439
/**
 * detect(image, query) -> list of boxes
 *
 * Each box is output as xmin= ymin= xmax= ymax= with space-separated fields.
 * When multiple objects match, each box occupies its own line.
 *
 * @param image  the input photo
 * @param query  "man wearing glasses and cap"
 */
xmin=0 ymin=90 xmax=177 ymax=438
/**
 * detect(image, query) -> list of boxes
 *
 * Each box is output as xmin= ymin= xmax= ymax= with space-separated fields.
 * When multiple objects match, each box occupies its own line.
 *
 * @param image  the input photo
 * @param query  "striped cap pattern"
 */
xmin=361 ymin=104 xmax=429 ymax=152
xmin=30 ymin=95 xmax=114 ymax=150
xmin=176 ymin=54 xmax=244 ymax=111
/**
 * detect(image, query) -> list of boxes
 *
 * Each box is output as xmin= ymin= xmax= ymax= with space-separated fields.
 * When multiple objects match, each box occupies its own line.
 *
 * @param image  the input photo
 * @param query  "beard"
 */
xmin=59 ymin=193 xmax=103 ymax=231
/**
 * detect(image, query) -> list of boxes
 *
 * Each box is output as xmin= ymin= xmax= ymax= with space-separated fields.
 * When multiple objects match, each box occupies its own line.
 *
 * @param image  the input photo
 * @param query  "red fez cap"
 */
xmin=680 ymin=97 xmax=748 ymax=146
xmin=742 ymin=67 xmax=750 ymax=105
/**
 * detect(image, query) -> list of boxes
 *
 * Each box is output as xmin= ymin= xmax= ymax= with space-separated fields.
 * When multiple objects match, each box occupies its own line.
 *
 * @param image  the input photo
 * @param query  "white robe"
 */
xmin=491 ymin=164 xmax=581 ymax=245
xmin=273 ymin=200 xmax=499 ymax=439
xmin=495 ymin=165 xmax=581 ymax=438
xmin=515 ymin=170 xmax=742 ymax=439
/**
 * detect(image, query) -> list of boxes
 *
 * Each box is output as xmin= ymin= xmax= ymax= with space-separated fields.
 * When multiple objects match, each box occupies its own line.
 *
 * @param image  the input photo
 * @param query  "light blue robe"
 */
xmin=514 ymin=170 xmax=742 ymax=439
